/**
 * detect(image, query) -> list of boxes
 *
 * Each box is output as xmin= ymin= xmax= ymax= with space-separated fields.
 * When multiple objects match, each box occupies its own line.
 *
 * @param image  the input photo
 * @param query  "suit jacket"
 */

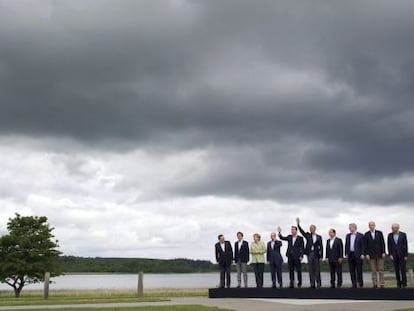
xmin=279 ymin=234 xmax=304 ymax=260
xmin=298 ymin=224 xmax=323 ymax=258
xmin=326 ymin=237 xmax=343 ymax=262
xmin=215 ymin=241 xmax=233 ymax=266
xmin=345 ymin=232 xmax=365 ymax=258
xmin=266 ymin=240 xmax=283 ymax=265
xmin=234 ymin=240 xmax=249 ymax=263
xmin=364 ymin=230 xmax=386 ymax=258
xmin=387 ymin=231 xmax=408 ymax=258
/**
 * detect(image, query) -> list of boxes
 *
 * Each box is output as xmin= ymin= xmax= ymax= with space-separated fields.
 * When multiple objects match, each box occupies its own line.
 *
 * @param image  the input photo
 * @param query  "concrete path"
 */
xmin=1 ymin=297 xmax=414 ymax=311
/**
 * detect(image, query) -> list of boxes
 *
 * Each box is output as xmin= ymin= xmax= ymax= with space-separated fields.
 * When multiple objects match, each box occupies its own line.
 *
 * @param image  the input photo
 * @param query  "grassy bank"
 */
xmin=0 ymin=306 xmax=231 ymax=311
xmin=0 ymin=289 xmax=208 ymax=306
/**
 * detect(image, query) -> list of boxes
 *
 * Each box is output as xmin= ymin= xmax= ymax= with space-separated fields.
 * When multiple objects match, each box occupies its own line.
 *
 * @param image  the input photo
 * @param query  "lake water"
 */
xmin=0 ymin=272 xmax=376 ymax=291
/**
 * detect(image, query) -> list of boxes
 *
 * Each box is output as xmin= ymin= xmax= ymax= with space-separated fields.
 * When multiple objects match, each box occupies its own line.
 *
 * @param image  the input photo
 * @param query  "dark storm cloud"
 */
xmin=1 ymin=0 xmax=414 ymax=205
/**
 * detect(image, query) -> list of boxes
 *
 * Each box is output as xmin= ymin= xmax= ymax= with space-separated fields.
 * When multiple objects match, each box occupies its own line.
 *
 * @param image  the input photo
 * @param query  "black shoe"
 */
xmin=297 ymin=283 xmax=302 ymax=288
xmin=310 ymin=286 xmax=316 ymax=289
xmin=330 ymin=285 xmax=335 ymax=289
xmin=373 ymin=285 xmax=378 ymax=288
xmin=279 ymin=284 xmax=283 ymax=288
xmin=337 ymin=284 xmax=342 ymax=288
xmin=358 ymin=284 xmax=364 ymax=288
xmin=289 ymin=284 xmax=294 ymax=289
xmin=236 ymin=285 xmax=241 ymax=288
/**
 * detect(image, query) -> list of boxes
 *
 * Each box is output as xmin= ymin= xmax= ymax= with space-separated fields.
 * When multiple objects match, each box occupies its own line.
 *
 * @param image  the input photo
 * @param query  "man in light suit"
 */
xmin=345 ymin=223 xmax=365 ymax=288
xmin=267 ymin=232 xmax=283 ymax=288
xmin=278 ymin=225 xmax=304 ymax=288
xmin=297 ymin=218 xmax=323 ymax=288
xmin=215 ymin=234 xmax=233 ymax=288
xmin=326 ymin=228 xmax=343 ymax=288
xmin=387 ymin=223 xmax=408 ymax=288
xmin=234 ymin=232 xmax=249 ymax=288
xmin=364 ymin=221 xmax=386 ymax=288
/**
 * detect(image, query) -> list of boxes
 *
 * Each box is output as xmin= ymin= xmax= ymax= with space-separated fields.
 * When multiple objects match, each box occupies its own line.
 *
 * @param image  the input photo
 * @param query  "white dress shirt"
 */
xmin=220 ymin=242 xmax=225 ymax=252
xmin=350 ymin=233 xmax=356 ymax=252
xmin=393 ymin=233 xmax=399 ymax=244
xmin=311 ymin=234 xmax=317 ymax=251
xmin=329 ymin=238 xmax=335 ymax=249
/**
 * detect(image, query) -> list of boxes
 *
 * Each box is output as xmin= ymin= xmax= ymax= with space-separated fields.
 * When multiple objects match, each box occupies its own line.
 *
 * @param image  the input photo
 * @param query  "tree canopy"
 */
xmin=0 ymin=214 xmax=61 ymax=297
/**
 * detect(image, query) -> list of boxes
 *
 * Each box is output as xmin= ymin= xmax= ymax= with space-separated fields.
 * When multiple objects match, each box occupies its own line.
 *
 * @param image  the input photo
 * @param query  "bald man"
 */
xmin=364 ymin=221 xmax=386 ymax=288
xmin=387 ymin=224 xmax=408 ymax=288
xmin=267 ymin=232 xmax=283 ymax=288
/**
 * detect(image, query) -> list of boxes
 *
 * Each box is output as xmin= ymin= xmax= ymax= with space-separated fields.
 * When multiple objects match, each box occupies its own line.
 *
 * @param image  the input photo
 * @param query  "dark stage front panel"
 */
xmin=209 ymin=287 xmax=414 ymax=300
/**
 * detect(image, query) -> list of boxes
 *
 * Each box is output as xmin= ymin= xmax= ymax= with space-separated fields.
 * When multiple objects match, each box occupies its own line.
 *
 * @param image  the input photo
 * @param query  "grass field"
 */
xmin=0 ymin=289 xmax=208 ymax=306
xmin=0 ymin=306 xmax=231 ymax=311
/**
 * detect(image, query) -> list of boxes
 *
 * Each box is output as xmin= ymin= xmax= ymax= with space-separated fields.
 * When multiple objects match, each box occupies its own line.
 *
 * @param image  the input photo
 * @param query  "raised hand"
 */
xmin=296 ymin=217 xmax=300 ymax=224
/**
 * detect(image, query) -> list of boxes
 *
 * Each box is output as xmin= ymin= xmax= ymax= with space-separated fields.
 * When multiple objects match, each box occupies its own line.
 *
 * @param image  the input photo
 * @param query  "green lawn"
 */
xmin=0 ymin=289 xmax=207 ymax=306
xmin=0 ymin=306 xmax=232 ymax=311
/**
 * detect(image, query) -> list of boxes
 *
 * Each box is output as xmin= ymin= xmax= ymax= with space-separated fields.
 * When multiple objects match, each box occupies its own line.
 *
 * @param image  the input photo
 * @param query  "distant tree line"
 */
xmin=59 ymin=255 xmax=413 ymax=273
xmin=59 ymin=256 xmax=217 ymax=273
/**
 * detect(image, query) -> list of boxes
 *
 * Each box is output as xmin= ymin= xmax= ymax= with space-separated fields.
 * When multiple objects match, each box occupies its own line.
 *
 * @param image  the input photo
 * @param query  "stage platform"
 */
xmin=209 ymin=287 xmax=414 ymax=300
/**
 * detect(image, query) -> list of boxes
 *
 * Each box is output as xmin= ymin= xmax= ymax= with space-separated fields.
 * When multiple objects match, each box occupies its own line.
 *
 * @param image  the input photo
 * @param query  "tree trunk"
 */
xmin=14 ymin=287 xmax=21 ymax=298
xmin=13 ymin=277 xmax=25 ymax=298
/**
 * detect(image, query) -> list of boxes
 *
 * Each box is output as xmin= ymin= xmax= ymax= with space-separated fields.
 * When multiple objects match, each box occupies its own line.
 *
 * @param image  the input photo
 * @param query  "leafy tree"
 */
xmin=0 ymin=213 xmax=61 ymax=297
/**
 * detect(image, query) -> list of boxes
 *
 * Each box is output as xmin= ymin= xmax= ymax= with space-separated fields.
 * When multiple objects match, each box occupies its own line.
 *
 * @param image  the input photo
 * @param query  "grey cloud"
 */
xmin=1 ymin=0 xmax=414 ymax=206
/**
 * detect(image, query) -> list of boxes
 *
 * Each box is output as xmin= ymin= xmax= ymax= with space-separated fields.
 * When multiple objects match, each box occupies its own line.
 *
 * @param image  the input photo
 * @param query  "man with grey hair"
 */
xmin=364 ymin=221 xmax=386 ymax=288
xmin=345 ymin=223 xmax=365 ymax=288
xmin=387 ymin=223 xmax=408 ymax=288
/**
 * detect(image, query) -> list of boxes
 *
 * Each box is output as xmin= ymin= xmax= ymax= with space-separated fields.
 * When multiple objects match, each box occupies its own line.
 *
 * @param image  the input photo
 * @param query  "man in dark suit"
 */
xmin=278 ymin=225 xmax=304 ymax=288
xmin=345 ymin=223 xmax=365 ymax=288
xmin=364 ymin=221 xmax=386 ymax=288
xmin=297 ymin=218 xmax=323 ymax=288
xmin=387 ymin=223 xmax=408 ymax=288
xmin=215 ymin=234 xmax=233 ymax=288
xmin=325 ymin=228 xmax=343 ymax=288
xmin=267 ymin=232 xmax=283 ymax=288
xmin=234 ymin=232 xmax=249 ymax=288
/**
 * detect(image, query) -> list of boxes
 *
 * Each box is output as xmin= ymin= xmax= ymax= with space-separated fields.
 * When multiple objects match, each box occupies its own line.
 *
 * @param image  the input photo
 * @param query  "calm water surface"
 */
xmin=0 ymin=272 xmax=375 ymax=290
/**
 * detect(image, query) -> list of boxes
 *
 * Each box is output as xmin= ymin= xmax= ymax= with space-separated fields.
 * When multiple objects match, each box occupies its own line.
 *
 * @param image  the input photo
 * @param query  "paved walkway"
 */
xmin=0 ymin=297 xmax=414 ymax=311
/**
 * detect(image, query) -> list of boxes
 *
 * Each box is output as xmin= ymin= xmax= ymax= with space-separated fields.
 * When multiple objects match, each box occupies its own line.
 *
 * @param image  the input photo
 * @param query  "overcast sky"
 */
xmin=1 ymin=0 xmax=414 ymax=262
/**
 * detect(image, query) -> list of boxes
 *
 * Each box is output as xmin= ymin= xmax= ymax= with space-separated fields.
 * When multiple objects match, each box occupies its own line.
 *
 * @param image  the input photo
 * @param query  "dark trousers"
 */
xmin=328 ymin=261 xmax=342 ymax=287
xmin=393 ymin=255 xmax=407 ymax=287
xmin=348 ymin=252 xmax=363 ymax=288
xmin=253 ymin=263 xmax=264 ymax=288
xmin=269 ymin=262 xmax=282 ymax=287
xmin=288 ymin=257 xmax=302 ymax=287
xmin=219 ymin=263 xmax=231 ymax=288
xmin=308 ymin=252 xmax=321 ymax=287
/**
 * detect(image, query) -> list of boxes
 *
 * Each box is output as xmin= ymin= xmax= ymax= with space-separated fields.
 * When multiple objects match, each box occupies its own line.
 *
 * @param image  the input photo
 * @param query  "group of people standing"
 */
xmin=215 ymin=218 xmax=409 ymax=289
